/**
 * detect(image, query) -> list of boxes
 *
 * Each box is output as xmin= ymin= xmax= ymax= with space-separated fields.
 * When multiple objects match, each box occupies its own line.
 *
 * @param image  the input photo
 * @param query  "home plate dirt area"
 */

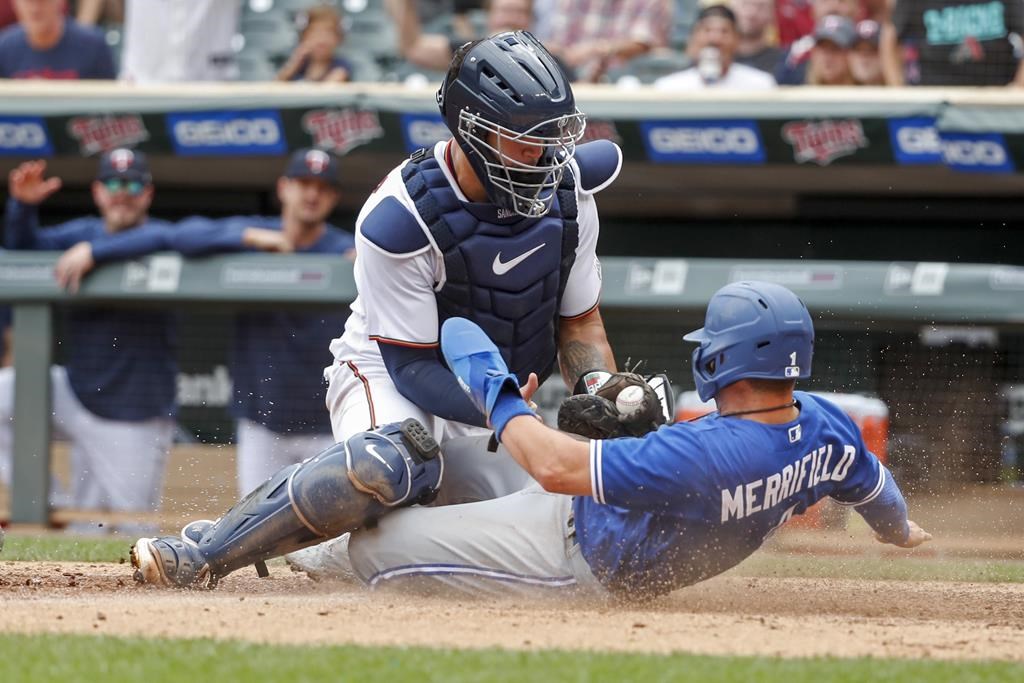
xmin=1 ymin=557 xmax=1022 ymax=661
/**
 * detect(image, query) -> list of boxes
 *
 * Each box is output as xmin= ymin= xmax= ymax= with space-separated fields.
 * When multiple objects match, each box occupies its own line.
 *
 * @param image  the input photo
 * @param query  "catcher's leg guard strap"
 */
xmin=196 ymin=419 xmax=443 ymax=582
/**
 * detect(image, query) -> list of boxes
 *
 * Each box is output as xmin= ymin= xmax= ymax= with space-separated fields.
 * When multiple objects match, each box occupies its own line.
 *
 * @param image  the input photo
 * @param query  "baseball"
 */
xmin=615 ymin=385 xmax=646 ymax=420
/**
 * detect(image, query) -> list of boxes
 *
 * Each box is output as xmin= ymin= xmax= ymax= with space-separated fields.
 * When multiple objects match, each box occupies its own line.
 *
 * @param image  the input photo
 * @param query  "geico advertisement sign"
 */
xmin=640 ymin=120 xmax=765 ymax=164
xmin=400 ymin=113 xmax=451 ymax=153
xmin=940 ymin=133 xmax=1014 ymax=173
xmin=890 ymin=118 xmax=1015 ymax=172
xmin=0 ymin=117 xmax=53 ymax=156
xmin=167 ymin=110 xmax=286 ymax=155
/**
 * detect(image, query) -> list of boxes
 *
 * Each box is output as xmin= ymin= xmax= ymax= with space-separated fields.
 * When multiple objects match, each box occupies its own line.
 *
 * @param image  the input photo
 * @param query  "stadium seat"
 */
xmin=236 ymin=51 xmax=280 ymax=80
xmin=672 ymin=0 xmax=700 ymax=50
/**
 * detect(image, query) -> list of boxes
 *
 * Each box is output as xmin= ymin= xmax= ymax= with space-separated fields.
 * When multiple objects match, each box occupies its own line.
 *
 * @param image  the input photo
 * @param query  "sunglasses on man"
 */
xmin=103 ymin=178 xmax=146 ymax=196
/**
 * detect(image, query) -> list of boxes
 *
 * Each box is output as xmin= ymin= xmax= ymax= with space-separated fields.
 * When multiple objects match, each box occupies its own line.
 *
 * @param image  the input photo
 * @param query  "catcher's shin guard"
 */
xmin=132 ymin=419 xmax=443 ymax=588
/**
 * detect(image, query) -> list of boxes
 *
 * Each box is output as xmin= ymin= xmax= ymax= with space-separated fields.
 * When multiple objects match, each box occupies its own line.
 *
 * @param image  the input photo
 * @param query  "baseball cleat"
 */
xmin=440 ymin=317 xmax=519 ymax=417
xmin=131 ymin=536 xmax=209 ymax=588
xmin=284 ymin=535 xmax=358 ymax=583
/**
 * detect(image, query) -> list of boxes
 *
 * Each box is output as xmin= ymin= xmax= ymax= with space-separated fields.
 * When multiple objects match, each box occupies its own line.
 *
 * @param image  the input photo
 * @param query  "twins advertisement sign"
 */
xmin=301 ymin=108 xmax=384 ymax=155
xmin=780 ymin=119 xmax=869 ymax=166
xmin=66 ymin=114 xmax=149 ymax=155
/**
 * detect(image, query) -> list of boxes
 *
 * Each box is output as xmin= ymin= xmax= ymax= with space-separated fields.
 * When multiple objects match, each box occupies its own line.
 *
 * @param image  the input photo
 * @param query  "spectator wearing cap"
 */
xmin=731 ymin=0 xmax=785 ymax=75
xmin=1 ymin=150 xmax=176 ymax=533
xmin=277 ymin=4 xmax=352 ymax=83
xmin=0 ymin=0 xmax=115 ymax=79
xmin=849 ymin=18 xmax=883 ymax=85
xmin=882 ymin=0 xmax=1024 ymax=86
xmin=774 ymin=0 xmax=861 ymax=82
xmin=805 ymin=14 xmax=855 ymax=84
xmin=655 ymin=4 xmax=777 ymax=90
xmin=57 ymin=149 xmax=356 ymax=495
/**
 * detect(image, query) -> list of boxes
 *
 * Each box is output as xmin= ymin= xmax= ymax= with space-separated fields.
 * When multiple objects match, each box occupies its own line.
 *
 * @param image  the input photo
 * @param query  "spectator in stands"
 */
xmin=805 ymin=14 xmax=855 ymax=84
xmin=0 ymin=0 xmax=115 ymax=79
xmin=75 ymin=0 xmax=122 ymax=27
xmin=776 ymin=0 xmax=861 ymax=46
xmin=1 ymin=150 xmax=176 ymax=534
xmin=120 ymin=0 xmax=240 ymax=83
xmin=654 ymin=4 xmax=776 ymax=90
xmin=53 ymin=149 xmax=356 ymax=496
xmin=849 ymin=18 xmax=883 ymax=85
xmin=775 ymin=0 xmax=814 ymax=47
xmin=386 ymin=0 xmax=533 ymax=73
xmin=535 ymin=0 xmax=671 ymax=82
xmin=0 ymin=1 xmax=16 ymax=31
xmin=882 ymin=0 xmax=1024 ymax=86
xmin=731 ymin=0 xmax=784 ymax=74
xmin=276 ymin=5 xmax=351 ymax=83
xmin=775 ymin=0 xmax=860 ymax=82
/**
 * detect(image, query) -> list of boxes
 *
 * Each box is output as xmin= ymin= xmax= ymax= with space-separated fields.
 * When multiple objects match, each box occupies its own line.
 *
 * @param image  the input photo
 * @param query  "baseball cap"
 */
xmin=97 ymin=148 xmax=152 ymax=184
xmin=814 ymin=15 xmax=856 ymax=49
xmin=854 ymin=19 xmax=880 ymax=47
xmin=284 ymin=148 xmax=341 ymax=188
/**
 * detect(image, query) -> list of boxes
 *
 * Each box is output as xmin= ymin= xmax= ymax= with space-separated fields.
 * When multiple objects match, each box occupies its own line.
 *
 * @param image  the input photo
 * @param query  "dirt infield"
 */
xmin=1 ymin=559 xmax=1022 ymax=661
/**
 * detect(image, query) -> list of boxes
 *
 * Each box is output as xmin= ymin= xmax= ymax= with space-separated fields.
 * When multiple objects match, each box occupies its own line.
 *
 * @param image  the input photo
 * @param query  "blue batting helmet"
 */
xmin=436 ymin=31 xmax=585 ymax=218
xmin=683 ymin=281 xmax=814 ymax=402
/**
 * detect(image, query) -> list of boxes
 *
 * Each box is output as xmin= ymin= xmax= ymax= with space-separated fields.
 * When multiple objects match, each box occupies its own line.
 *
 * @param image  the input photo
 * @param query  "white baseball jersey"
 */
xmin=328 ymin=140 xmax=604 ymax=371
xmin=120 ymin=0 xmax=241 ymax=83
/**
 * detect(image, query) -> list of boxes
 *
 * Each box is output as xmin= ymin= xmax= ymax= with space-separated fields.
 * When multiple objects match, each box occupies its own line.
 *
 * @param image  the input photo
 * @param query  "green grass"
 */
xmin=0 ymin=634 xmax=1021 ymax=683
xmin=1 ymin=534 xmax=131 ymax=562
xmin=732 ymin=553 xmax=1024 ymax=584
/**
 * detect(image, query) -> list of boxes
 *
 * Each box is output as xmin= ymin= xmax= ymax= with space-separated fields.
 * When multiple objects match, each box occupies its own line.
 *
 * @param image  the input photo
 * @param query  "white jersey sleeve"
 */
xmin=355 ymin=238 xmax=440 ymax=347
xmin=559 ymin=188 xmax=602 ymax=318
xmin=351 ymin=166 xmax=442 ymax=347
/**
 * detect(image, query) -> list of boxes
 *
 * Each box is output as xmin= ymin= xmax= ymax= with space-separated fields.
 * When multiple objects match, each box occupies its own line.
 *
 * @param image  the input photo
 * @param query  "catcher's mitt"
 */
xmin=561 ymin=369 xmax=668 ymax=438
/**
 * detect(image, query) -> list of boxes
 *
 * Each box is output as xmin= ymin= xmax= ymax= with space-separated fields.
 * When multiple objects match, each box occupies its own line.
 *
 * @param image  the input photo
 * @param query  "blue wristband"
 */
xmin=489 ymin=381 xmax=536 ymax=441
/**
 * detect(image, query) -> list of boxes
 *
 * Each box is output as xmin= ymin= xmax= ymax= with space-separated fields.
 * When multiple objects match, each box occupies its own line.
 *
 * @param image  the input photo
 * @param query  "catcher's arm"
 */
xmin=557 ymin=308 xmax=616 ymax=389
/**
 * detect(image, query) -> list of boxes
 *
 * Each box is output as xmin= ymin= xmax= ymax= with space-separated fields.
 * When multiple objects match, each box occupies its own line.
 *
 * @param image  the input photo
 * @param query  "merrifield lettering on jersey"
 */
xmin=720 ymin=443 xmax=856 ymax=522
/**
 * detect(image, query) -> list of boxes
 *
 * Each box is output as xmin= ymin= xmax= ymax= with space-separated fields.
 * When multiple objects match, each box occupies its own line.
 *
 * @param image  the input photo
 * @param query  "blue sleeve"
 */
xmin=829 ymin=442 xmax=885 ymax=505
xmin=852 ymin=466 xmax=910 ymax=544
xmin=168 ymin=216 xmax=249 ymax=255
xmin=592 ymin=425 xmax=711 ymax=511
xmin=4 ymin=198 xmax=97 ymax=250
xmin=377 ymin=342 xmax=487 ymax=428
xmin=89 ymin=222 xmax=175 ymax=263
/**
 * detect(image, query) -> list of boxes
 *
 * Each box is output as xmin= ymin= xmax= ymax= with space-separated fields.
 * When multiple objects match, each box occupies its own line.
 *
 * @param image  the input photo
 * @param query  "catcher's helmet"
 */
xmin=437 ymin=31 xmax=585 ymax=218
xmin=683 ymin=281 xmax=814 ymax=402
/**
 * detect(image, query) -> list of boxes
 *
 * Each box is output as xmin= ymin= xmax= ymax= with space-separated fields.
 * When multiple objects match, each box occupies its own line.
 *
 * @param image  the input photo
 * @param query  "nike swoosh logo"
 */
xmin=366 ymin=444 xmax=394 ymax=472
xmin=492 ymin=243 xmax=546 ymax=276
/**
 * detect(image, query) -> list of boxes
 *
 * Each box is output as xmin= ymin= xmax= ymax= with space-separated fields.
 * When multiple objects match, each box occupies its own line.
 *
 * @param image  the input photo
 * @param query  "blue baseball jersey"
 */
xmin=92 ymin=214 xmax=355 ymax=434
xmin=4 ymin=198 xmax=177 ymax=421
xmin=0 ymin=20 xmax=115 ymax=79
xmin=573 ymin=392 xmax=890 ymax=597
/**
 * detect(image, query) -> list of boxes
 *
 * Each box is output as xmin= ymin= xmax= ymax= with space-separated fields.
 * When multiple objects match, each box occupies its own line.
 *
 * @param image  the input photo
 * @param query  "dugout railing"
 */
xmin=1 ymin=251 xmax=1022 ymax=524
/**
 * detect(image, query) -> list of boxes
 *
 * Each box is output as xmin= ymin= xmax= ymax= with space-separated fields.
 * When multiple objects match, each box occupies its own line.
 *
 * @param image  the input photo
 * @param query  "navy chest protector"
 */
xmin=401 ymin=151 xmax=579 ymax=386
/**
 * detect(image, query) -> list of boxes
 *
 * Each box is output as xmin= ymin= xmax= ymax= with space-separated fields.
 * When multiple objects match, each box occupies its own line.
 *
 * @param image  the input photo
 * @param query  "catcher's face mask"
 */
xmin=458 ymin=108 xmax=586 ymax=218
